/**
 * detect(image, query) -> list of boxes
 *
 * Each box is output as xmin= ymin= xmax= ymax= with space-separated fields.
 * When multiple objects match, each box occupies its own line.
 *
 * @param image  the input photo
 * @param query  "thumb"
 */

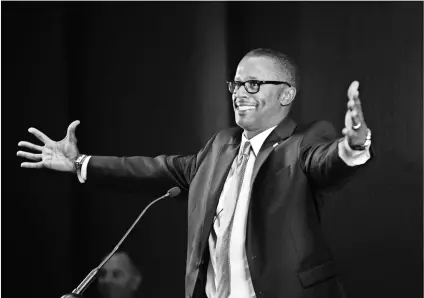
xmin=66 ymin=120 xmax=80 ymax=142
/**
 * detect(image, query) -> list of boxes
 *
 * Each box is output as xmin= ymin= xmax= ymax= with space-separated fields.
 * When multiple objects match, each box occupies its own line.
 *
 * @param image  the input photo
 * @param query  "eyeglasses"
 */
xmin=227 ymin=80 xmax=292 ymax=94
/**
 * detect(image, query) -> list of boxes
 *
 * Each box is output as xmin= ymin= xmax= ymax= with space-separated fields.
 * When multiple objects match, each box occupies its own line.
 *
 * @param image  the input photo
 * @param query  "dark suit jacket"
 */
xmin=88 ymin=117 xmax=372 ymax=298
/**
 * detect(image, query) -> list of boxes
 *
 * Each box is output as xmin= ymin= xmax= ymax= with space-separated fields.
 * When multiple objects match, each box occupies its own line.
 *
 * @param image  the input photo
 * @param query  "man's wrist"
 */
xmin=339 ymin=137 xmax=371 ymax=166
xmin=348 ymin=128 xmax=372 ymax=151
xmin=73 ymin=154 xmax=88 ymax=176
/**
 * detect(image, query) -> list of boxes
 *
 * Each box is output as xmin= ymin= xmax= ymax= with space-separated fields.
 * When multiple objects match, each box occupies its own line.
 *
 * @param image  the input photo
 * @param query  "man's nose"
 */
xmin=234 ymin=83 xmax=249 ymax=97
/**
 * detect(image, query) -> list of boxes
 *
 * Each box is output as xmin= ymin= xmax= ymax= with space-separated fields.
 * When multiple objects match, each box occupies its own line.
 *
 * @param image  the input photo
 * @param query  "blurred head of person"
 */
xmin=97 ymin=252 xmax=142 ymax=298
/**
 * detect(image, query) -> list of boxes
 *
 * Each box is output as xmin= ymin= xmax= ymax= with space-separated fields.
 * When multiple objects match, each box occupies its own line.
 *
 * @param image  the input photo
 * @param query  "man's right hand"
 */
xmin=17 ymin=120 xmax=81 ymax=172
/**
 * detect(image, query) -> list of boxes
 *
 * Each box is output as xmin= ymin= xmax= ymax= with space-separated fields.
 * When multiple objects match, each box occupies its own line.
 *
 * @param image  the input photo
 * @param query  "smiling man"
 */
xmin=230 ymin=51 xmax=297 ymax=139
xmin=18 ymin=48 xmax=373 ymax=298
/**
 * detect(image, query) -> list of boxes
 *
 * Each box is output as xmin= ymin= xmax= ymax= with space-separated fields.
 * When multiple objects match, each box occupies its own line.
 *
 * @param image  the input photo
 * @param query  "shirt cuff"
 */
xmin=338 ymin=137 xmax=371 ymax=166
xmin=77 ymin=155 xmax=92 ymax=183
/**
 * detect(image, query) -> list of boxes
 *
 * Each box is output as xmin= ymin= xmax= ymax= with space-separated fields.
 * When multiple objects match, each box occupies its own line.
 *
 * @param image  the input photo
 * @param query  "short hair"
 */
xmin=243 ymin=48 xmax=300 ymax=91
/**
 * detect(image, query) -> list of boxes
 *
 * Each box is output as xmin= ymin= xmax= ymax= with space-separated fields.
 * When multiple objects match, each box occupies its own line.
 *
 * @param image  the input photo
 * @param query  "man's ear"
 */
xmin=279 ymin=87 xmax=296 ymax=106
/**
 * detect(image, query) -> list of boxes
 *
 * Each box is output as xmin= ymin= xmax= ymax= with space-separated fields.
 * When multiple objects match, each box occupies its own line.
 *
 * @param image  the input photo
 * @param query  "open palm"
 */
xmin=17 ymin=120 xmax=81 ymax=172
xmin=342 ymin=81 xmax=369 ymax=147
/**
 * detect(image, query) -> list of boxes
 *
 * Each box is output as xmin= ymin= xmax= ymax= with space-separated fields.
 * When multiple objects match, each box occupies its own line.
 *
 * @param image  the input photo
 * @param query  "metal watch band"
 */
xmin=74 ymin=154 xmax=88 ymax=175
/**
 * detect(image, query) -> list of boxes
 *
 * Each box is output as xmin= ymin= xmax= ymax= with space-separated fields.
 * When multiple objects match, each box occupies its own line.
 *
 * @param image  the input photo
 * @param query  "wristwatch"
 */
xmin=350 ymin=128 xmax=372 ymax=151
xmin=73 ymin=154 xmax=88 ymax=176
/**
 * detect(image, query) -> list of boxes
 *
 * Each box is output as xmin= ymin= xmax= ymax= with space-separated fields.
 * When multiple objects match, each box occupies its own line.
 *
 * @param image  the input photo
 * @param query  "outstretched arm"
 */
xmin=85 ymin=134 xmax=217 ymax=192
xmin=17 ymin=120 xmax=217 ymax=192
xmin=300 ymin=81 xmax=373 ymax=191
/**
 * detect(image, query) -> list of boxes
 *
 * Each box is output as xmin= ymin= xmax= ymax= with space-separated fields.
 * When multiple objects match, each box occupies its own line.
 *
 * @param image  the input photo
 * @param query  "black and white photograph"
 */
xmin=2 ymin=2 xmax=423 ymax=298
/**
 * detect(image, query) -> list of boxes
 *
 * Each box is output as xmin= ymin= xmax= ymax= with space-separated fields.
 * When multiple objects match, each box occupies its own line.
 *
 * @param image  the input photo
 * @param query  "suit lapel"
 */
xmin=251 ymin=116 xmax=297 ymax=183
xmin=201 ymin=137 xmax=241 ymax=247
xmin=206 ymin=143 xmax=240 ymax=212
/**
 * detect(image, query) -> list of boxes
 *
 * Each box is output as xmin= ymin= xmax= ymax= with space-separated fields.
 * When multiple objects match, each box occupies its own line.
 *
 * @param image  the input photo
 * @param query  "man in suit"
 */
xmin=17 ymin=48 xmax=372 ymax=298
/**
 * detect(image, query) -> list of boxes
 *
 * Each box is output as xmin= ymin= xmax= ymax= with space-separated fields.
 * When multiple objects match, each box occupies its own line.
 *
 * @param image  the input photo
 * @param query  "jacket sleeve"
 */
xmin=87 ymin=133 xmax=218 ymax=193
xmin=299 ymin=120 xmax=371 ymax=192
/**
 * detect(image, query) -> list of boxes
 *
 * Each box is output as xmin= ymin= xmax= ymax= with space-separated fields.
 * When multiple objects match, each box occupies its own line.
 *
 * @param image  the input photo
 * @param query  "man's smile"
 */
xmin=234 ymin=101 xmax=258 ymax=113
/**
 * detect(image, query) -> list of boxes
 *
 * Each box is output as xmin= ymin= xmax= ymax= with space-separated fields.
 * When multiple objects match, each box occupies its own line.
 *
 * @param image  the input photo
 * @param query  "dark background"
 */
xmin=2 ymin=2 xmax=422 ymax=298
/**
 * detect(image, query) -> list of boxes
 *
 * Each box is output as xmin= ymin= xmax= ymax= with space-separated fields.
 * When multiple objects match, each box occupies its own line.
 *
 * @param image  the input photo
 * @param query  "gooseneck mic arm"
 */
xmin=61 ymin=186 xmax=181 ymax=298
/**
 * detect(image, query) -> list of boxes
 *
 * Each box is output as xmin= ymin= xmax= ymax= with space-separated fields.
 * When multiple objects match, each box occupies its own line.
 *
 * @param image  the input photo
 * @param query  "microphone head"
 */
xmin=167 ymin=187 xmax=181 ymax=197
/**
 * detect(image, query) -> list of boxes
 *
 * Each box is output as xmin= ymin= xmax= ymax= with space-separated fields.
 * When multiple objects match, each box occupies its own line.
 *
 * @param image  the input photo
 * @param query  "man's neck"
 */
xmin=244 ymin=128 xmax=268 ymax=140
xmin=244 ymin=114 xmax=289 ymax=139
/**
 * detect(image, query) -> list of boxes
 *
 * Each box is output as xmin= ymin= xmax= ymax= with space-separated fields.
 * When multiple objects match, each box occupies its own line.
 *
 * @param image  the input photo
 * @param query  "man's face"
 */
xmin=232 ymin=56 xmax=287 ymax=135
xmin=97 ymin=255 xmax=139 ymax=298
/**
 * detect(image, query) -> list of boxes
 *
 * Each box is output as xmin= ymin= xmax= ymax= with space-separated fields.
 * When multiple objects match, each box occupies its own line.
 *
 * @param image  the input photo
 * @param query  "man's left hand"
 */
xmin=342 ymin=80 xmax=369 ymax=148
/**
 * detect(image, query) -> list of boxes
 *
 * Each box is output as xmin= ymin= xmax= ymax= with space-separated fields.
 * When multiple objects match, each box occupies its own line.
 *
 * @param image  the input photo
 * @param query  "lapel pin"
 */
xmin=273 ymin=142 xmax=279 ymax=148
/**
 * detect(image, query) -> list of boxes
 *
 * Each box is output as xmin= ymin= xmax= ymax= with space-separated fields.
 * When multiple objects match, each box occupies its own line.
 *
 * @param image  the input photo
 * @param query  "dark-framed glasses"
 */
xmin=227 ymin=80 xmax=292 ymax=94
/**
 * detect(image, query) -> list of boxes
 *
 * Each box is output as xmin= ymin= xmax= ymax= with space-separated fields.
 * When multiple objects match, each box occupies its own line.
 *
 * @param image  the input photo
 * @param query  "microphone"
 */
xmin=61 ymin=186 xmax=181 ymax=298
xmin=167 ymin=186 xmax=181 ymax=197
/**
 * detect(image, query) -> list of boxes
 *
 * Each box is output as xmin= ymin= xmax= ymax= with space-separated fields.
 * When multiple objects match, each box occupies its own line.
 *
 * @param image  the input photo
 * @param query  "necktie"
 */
xmin=215 ymin=141 xmax=251 ymax=298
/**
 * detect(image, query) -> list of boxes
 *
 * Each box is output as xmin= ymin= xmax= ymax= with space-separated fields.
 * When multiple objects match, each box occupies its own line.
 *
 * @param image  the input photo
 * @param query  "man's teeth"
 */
xmin=238 ymin=105 xmax=256 ymax=111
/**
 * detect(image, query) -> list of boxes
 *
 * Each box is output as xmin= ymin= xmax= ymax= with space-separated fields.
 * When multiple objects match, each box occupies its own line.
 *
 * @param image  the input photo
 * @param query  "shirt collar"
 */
xmin=241 ymin=126 xmax=277 ymax=156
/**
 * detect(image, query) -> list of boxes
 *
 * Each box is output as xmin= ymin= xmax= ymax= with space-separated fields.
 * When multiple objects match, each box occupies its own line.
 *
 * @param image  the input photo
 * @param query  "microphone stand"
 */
xmin=60 ymin=187 xmax=181 ymax=298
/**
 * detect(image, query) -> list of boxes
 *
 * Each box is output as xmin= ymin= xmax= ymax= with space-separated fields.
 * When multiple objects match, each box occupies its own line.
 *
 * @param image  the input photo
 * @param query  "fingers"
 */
xmin=347 ymin=98 xmax=356 ymax=110
xmin=17 ymin=141 xmax=44 ymax=152
xmin=347 ymin=80 xmax=359 ymax=101
xmin=350 ymin=108 xmax=362 ymax=127
xmin=17 ymin=151 xmax=42 ymax=161
xmin=343 ymin=80 xmax=369 ymax=147
xmin=346 ymin=81 xmax=363 ymax=127
xmin=20 ymin=161 xmax=44 ymax=169
xmin=66 ymin=120 xmax=80 ymax=142
xmin=28 ymin=127 xmax=52 ymax=145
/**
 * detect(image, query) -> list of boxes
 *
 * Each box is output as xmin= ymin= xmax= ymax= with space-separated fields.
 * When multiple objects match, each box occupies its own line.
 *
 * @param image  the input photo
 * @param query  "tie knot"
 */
xmin=242 ymin=141 xmax=251 ymax=156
